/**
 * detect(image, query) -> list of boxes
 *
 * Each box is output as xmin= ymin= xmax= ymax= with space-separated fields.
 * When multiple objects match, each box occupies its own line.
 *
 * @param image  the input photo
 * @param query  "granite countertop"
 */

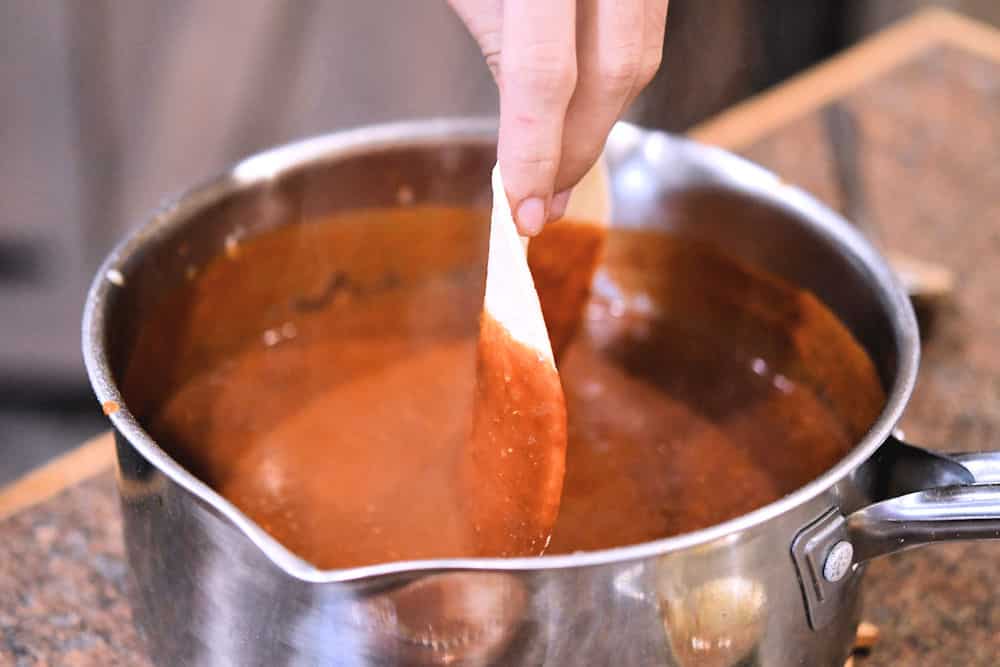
xmin=2 ymin=9 xmax=999 ymax=667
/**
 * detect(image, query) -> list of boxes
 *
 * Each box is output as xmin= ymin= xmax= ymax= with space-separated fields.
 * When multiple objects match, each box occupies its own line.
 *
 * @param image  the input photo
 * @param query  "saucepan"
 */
xmin=83 ymin=119 xmax=1000 ymax=666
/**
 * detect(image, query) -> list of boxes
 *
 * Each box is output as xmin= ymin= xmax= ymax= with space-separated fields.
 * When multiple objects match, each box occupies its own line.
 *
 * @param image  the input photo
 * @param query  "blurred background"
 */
xmin=2 ymin=0 xmax=998 ymax=484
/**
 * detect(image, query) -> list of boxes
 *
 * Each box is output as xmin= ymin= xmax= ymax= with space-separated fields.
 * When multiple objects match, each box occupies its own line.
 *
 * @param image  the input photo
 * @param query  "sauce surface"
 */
xmin=128 ymin=206 xmax=884 ymax=568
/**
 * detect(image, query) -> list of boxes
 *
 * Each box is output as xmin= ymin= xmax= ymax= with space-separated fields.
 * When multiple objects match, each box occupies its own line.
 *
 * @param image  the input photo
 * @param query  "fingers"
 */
xmin=554 ymin=0 xmax=646 ymax=196
xmin=549 ymin=188 xmax=572 ymax=220
xmin=498 ymin=0 xmax=577 ymax=235
xmin=447 ymin=0 xmax=503 ymax=80
xmin=449 ymin=0 xmax=668 ymax=232
xmin=633 ymin=0 xmax=669 ymax=107
xmin=555 ymin=0 xmax=669 ymax=197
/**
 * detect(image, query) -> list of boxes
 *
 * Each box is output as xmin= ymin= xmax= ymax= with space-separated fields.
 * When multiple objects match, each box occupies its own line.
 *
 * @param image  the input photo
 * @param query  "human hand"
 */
xmin=449 ymin=0 xmax=668 ymax=235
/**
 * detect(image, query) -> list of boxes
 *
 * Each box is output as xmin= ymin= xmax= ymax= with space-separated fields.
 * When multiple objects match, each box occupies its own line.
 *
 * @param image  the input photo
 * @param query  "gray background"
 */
xmin=1 ymin=0 xmax=997 ymax=483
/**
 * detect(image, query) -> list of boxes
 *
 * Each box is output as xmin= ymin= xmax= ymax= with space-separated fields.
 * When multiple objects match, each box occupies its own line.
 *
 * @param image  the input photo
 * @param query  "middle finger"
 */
xmin=554 ymin=0 xmax=645 ymax=194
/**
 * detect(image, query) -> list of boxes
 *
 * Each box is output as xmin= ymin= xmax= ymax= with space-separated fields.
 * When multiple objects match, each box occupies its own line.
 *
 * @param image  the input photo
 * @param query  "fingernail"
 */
xmin=549 ymin=189 xmax=572 ymax=221
xmin=515 ymin=197 xmax=546 ymax=236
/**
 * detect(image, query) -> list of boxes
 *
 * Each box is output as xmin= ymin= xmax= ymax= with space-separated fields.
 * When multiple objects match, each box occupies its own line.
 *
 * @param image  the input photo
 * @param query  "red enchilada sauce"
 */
xmin=130 ymin=207 xmax=884 ymax=569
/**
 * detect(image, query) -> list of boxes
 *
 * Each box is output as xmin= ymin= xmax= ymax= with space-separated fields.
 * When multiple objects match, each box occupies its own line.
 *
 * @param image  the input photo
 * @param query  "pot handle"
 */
xmin=847 ymin=446 xmax=1000 ymax=562
xmin=791 ymin=439 xmax=1000 ymax=630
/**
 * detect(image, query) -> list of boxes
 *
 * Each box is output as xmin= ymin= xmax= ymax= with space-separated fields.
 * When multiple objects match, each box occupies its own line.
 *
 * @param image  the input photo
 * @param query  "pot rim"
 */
xmin=82 ymin=117 xmax=920 ymax=583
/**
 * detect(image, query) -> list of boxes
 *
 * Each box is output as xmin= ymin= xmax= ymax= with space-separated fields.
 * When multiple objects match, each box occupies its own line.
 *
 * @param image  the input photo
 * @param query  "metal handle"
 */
xmin=792 ymin=441 xmax=1000 ymax=629
xmin=953 ymin=451 xmax=1000 ymax=483
xmin=847 ymin=447 xmax=1000 ymax=562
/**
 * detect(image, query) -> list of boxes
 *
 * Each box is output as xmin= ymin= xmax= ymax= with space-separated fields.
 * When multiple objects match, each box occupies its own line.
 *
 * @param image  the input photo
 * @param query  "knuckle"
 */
xmin=507 ymin=148 xmax=558 ymax=175
xmin=477 ymin=28 xmax=502 ymax=62
xmin=503 ymin=136 xmax=558 ymax=170
xmin=505 ymin=48 xmax=577 ymax=98
xmin=597 ymin=47 xmax=642 ymax=96
xmin=485 ymin=52 xmax=502 ymax=81
xmin=502 ymin=147 xmax=560 ymax=188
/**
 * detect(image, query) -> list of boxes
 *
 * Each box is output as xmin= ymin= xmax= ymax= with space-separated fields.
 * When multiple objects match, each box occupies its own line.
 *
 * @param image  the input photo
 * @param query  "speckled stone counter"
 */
xmin=2 ymin=9 xmax=998 ymax=667
xmin=1 ymin=474 xmax=143 ymax=666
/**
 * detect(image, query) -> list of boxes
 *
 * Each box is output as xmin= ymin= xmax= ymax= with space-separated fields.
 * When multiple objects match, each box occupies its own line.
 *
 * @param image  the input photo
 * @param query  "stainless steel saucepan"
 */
xmin=83 ymin=119 xmax=1000 ymax=666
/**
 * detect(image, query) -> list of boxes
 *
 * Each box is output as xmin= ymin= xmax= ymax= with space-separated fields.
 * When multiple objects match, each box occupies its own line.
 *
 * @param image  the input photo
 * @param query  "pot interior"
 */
xmin=100 ymin=134 xmax=893 ymax=569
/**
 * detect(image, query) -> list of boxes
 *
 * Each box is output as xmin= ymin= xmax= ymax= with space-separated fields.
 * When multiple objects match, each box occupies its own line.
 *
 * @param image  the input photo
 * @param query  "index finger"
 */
xmin=498 ymin=0 xmax=577 ymax=235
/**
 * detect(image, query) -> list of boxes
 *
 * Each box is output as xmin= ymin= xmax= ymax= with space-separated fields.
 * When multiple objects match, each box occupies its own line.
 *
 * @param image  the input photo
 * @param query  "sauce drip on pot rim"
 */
xmin=124 ymin=206 xmax=885 ymax=569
